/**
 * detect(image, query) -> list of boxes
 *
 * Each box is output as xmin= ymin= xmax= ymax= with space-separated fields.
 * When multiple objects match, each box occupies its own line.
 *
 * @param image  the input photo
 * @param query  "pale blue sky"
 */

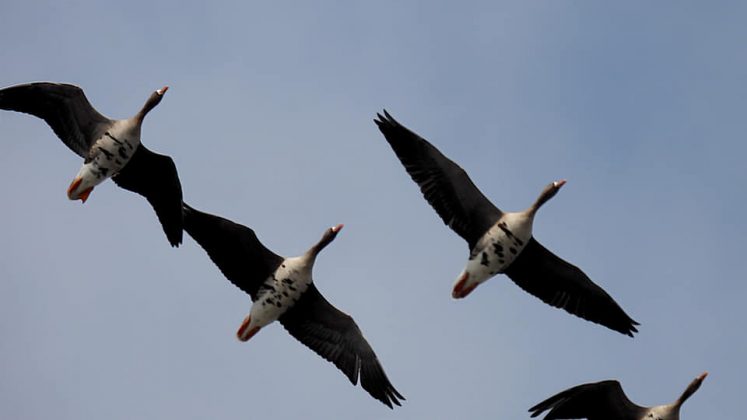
xmin=0 ymin=1 xmax=745 ymax=419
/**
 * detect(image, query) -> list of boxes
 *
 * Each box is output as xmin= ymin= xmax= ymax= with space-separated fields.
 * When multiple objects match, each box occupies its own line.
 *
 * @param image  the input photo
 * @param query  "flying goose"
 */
xmin=0 ymin=82 xmax=183 ymax=246
xmin=182 ymin=203 xmax=404 ymax=408
xmin=374 ymin=110 xmax=638 ymax=336
xmin=529 ymin=372 xmax=708 ymax=419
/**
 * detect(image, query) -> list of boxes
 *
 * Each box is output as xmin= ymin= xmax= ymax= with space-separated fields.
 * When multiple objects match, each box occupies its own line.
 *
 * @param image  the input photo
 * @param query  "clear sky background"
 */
xmin=0 ymin=1 xmax=744 ymax=419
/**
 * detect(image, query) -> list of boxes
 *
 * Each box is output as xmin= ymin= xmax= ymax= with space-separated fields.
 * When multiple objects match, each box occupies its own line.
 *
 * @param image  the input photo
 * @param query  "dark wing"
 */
xmin=0 ymin=82 xmax=110 ymax=157
xmin=182 ymin=203 xmax=283 ymax=299
xmin=504 ymin=238 xmax=639 ymax=337
xmin=279 ymin=285 xmax=404 ymax=408
xmin=112 ymin=145 xmax=183 ymax=247
xmin=529 ymin=380 xmax=647 ymax=420
xmin=374 ymin=110 xmax=502 ymax=249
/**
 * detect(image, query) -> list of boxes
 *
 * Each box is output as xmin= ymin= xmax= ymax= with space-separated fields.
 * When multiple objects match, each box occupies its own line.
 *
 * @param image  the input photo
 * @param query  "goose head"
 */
xmin=675 ymin=371 xmax=708 ymax=408
xmin=529 ymin=179 xmax=566 ymax=214
xmin=307 ymin=224 xmax=344 ymax=258
xmin=136 ymin=85 xmax=168 ymax=121
xmin=648 ymin=372 xmax=708 ymax=419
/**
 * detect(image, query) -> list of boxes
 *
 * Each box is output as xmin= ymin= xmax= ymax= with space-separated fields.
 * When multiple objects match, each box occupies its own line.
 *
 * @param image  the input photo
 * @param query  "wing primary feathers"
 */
xmin=374 ymin=110 xmax=502 ymax=249
xmin=279 ymin=285 xmax=404 ymax=408
xmin=112 ymin=145 xmax=184 ymax=247
xmin=529 ymin=380 xmax=647 ymax=419
xmin=0 ymin=82 xmax=110 ymax=157
xmin=182 ymin=203 xmax=283 ymax=299
xmin=505 ymin=238 xmax=639 ymax=337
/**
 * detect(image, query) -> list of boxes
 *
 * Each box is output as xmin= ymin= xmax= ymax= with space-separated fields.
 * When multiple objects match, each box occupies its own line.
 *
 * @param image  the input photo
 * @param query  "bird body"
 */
xmin=375 ymin=110 xmax=638 ymax=336
xmin=237 ymin=239 xmax=330 ymax=341
xmin=529 ymin=372 xmax=708 ymax=419
xmin=68 ymin=119 xmax=142 ymax=201
xmin=454 ymin=210 xmax=534 ymax=298
xmin=182 ymin=204 xmax=404 ymax=408
xmin=644 ymin=404 xmax=679 ymax=420
xmin=0 ymin=82 xmax=182 ymax=246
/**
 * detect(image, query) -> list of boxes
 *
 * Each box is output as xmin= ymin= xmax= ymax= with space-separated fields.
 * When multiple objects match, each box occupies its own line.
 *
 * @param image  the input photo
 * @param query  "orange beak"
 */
xmin=78 ymin=187 xmax=93 ymax=203
xmin=452 ymin=273 xmax=468 ymax=298
xmin=236 ymin=315 xmax=261 ymax=342
xmin=67 ymin=177 xmax=93 ymax=203
xmin=452 ymin=272 xmax=479 ymax=299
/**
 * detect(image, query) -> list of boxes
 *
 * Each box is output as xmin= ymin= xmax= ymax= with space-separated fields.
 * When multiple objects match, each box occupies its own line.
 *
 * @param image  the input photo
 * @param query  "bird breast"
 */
xmin=89 ymin=122 xmax=140 ymax=173
xmin=74 ymin=121 xmax=142 ymax=190
xmin=642 ymin=405 xmax=678 ymax=420
xmin=248 ymin=257 xmax=313 ymax=327
xmin=467 ymin=212 xmax=534 ymax=277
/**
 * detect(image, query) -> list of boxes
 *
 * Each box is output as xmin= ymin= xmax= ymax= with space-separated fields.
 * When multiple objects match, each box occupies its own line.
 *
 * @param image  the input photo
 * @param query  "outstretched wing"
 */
xmin=279 ymin=285 xmax=404 ymax=408
xmin=0 ymin=82 xmax=110 ymax=157
xmin=182 ymin=203 xmax=283 ymax=299
xmin=374 ymin=110 xmax=502 ymax=249
xmin=505 ymin=238 xmax=639 ymax=337
xmin=529 ymin=380 xmax=647 ymax=420
xmin=113 ymin=145 xmax=183 ymax=247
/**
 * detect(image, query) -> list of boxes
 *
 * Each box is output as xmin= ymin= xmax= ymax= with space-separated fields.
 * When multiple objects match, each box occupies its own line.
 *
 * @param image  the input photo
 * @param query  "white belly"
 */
xmin=462 ymin=212 xmax=534 ymax=283
xmin=72 ymin=123 xmax=141 ymax=193
xmin=643 ymin=405 xmax=678 ymax=420
xmin=249 ymin=257 xmax=312 ymax=327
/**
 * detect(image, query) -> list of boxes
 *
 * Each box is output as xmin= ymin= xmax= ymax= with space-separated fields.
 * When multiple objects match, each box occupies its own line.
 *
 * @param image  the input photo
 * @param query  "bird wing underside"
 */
xmin=0 ymin=82 xmax=110 ymax=157
xmin=182 ymin=203 xmax=283 ymax=299
xmin=279 ymin=284 xmax=404 ymax=408
xmin=112 ymin=145 xmax=184 ymax=247
xmin=529 ymin=380 xmax=647 ymax=420
xmin=504 ymin=238 xmax=639 ymax=337
xmin=374 ymin=110 xmax=502 ymax=249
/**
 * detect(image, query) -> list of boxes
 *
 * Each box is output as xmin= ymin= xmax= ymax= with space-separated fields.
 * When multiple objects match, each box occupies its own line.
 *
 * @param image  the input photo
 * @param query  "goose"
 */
xmin=529 ymin=372 xmax=708 ymax=419
xmin=0 ymin=82 xmax=182 ymax=246
xmin=374 ymin=110 xmax=638 ymax=336
xmin=182 ymin=203 xmax=404 ymax=408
